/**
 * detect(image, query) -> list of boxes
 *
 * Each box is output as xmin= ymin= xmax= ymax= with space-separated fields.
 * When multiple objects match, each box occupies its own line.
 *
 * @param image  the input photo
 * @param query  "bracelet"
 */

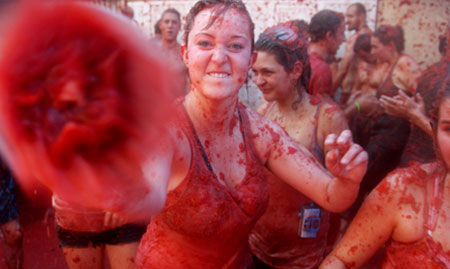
xmin=354 ymin=101 xmax=361 ymax=114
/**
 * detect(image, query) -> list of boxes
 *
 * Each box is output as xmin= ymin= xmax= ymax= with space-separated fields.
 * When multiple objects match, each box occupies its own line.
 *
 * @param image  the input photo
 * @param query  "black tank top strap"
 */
xmin=377 ymin=55 xmax=402 ymax=98
xmin=175 ymin=99 xmax=215 ymax=173
xmin=236 ymin=103 xmax=261 ymax=165
xmin=312 ymin=101 xmax=325 ymax=163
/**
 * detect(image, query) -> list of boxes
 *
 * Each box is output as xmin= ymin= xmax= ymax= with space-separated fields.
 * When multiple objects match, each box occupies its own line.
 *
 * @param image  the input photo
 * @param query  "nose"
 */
xmin=211 ymin=45 xmax=228 ymax=65
xmin=253 ymin=73 xmax=265 ymax=87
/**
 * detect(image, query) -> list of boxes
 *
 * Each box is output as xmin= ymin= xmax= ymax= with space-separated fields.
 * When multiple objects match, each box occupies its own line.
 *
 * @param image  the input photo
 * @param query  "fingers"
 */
xmin=104 ymin=211 xmax=112 ymax=227
xmin=324 ymin=130 xmax=352 ymax=153
xmin=340 ymin=143 xmax=366 ymax=168
xmin=104 ymin=212 xmax=127 ymax=228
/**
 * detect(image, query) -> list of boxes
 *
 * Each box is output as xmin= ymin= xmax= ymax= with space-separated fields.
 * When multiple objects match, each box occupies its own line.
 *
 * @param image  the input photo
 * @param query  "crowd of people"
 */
xmin=0 ymin=0 xmax=448 ymax=268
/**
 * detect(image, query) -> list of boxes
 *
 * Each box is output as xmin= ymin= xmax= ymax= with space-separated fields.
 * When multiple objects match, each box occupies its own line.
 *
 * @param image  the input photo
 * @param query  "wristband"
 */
xmin=354 ymin=101 xmax=361 ymax=114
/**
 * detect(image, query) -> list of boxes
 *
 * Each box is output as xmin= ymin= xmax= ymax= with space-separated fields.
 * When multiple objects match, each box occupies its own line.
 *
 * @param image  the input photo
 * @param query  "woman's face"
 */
xmin=371 ymin=36 xmax=391 ymax=63
xmin=252 ymin=51 xmax=296 ymax=103
xmin=437 ymin=98 xmax=450 ymax=168
xmin=181 ymin=7 xmax=254 ymax=101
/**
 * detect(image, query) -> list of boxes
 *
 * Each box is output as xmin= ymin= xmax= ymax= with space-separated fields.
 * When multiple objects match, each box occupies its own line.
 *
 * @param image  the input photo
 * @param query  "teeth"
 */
xmin=209 ymin=73 xmax=229 ymax=78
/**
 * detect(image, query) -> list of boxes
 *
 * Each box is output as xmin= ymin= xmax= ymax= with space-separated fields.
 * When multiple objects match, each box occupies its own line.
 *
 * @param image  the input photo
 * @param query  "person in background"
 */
xmin=156 ymin=8 xmax=188 ymax=98
xmin=0 ymin=159 xmax=23 ymax=269
xmin=380 ymin=26 xmax=450 ymax=167
xmin=308 ymin=10 xmax=346 ymax=99
xmin=335 ymin=2 xmax=372 ymax=105
xmin=348 ymin=24 xmax=421 ymax=218
xmin=250 ymin=24 xmax=348 ymax=268
xmin=320 ymin=70 xmax=450 ymax=269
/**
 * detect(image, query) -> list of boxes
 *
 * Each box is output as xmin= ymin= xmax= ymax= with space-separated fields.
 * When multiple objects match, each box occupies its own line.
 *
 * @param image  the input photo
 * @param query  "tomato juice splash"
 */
xmin=0 ymin=1 xmax=175 ymax=211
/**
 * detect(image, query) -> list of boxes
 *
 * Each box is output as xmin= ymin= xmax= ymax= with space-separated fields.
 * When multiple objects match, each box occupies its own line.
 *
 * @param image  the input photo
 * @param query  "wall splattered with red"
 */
xmin=377 ymin=0 xmax=450 ymax=70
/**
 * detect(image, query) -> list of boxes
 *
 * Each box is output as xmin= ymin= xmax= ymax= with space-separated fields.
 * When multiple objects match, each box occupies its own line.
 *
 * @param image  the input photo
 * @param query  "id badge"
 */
xmin=298 ymin=203 xmax=321 ymax=238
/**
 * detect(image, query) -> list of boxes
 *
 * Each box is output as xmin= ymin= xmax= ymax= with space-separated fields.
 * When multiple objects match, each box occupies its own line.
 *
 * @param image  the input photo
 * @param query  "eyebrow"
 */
xmin=194 ymin=32 xmax=248 ymax=40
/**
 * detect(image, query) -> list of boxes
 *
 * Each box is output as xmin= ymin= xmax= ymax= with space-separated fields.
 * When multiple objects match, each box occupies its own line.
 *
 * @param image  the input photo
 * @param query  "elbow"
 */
xmin=320 ymin=255 xmax=347 ymax=269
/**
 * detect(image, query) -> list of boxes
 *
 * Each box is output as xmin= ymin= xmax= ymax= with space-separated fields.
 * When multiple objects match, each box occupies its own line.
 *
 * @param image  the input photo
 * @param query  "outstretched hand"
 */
xmin=379 ymin=90 xmax=424 ymax=120
xmin=324 ymin=130 xmax=367 ymax=184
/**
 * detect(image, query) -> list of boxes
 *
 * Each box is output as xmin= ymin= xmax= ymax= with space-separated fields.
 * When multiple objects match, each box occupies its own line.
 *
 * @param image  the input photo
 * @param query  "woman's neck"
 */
xmin=276 ymin=87 xmax=302 ymax=113
xmin=387 ymin=51 xmax=400 ymax=68
xmin=183 ymin=89 xmax=238 ymax=135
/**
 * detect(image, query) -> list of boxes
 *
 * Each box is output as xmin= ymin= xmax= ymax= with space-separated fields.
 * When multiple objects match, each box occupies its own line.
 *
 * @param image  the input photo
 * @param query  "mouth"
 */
xmin=207 ymin=72 xmax=230 ymax=78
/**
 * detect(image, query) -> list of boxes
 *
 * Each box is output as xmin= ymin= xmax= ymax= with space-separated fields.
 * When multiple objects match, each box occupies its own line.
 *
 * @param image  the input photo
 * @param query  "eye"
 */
xmin=197 ymin=40 xmax=212 ymax=48
xmin=229 ymin=43 xmax=244 ymax=51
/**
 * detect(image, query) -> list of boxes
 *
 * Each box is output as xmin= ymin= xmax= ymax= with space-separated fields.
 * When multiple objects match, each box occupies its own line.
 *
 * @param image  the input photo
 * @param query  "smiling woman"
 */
xmin=250 ymin=24 xmax=349 ymax=268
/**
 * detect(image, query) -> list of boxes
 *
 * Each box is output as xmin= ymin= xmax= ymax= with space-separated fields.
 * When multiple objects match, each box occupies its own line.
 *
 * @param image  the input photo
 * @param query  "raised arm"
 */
xmin=249 ymin=110 xmax=367 ymax=212
xmin=320 ymin=174 xmax=401 ymax=268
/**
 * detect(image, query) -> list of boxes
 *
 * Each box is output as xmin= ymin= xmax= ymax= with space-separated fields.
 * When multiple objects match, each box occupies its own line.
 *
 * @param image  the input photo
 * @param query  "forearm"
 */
xmin=325 ymin=177 xmax=360 ymax=212
xmin=409 ymin=109 xmax=432 ymax=137
xmin=343 ymin=102 xmax=358 ymax=119
xmin=320 ymin=255 xmax=347 ymax=269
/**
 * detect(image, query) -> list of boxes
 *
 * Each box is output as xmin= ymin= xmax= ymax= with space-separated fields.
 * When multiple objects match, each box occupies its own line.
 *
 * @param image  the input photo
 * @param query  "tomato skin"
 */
xmin=0 ymin=1 xmax=174 ymax=210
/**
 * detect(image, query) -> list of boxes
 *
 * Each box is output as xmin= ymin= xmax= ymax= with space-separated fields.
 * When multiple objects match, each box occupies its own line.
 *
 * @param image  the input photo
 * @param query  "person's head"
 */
xmin=372 ymin=24 xmax=404 ymax=62
xmin=354 ymin=33 xmax=375 ymax=63
xmin=252 ymin=25 xmax=310 ymax=108
xmin=181 ymin=0 xmax=255 ymax=101
xmin=425 ymin=69 xmax=450 ymax=168
xmin=309 ymin=10 xmax=346 ymax=56
xmin=283 ymin=19 xmax=310 ymax=41
xmin=160 ymin=8 xmax=181 ymax=43
xmin=345 ymin=3 xmax=366 ymax=31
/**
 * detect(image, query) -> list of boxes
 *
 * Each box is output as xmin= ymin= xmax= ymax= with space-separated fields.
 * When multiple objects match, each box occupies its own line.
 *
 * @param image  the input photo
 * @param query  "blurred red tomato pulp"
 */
xmin=0 ymin=1 xmax=174 ymax=211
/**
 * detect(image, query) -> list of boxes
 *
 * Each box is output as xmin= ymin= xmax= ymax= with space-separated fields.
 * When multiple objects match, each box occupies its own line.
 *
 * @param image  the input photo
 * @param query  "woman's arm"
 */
xmin=320 ymin=174 xmax=400 ymax=268
xmin=249 ymin=110 xmax=367 ymax=212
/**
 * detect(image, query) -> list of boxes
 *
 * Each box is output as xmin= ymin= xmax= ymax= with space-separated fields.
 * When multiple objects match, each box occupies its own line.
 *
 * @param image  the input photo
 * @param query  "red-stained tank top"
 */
xmin=249 ymin=101 xmax=329 ymax=268
xmin=383 ymin=167 xmax=450 ymax=268
xmin=135 ymin=102 xmax=269 ymax=268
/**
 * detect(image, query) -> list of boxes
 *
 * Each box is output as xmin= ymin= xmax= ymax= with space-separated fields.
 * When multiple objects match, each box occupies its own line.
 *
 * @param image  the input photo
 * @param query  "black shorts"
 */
xmin=56 ymin=223 xmax=147 ymax=248
xmin=0 ymin=174 xmax=19 ymax=225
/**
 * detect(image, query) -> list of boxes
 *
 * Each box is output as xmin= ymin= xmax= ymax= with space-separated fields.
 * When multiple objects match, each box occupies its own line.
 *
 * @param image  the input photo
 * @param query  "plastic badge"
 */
xmin=298 ymin=203 xmax=321 ymax=238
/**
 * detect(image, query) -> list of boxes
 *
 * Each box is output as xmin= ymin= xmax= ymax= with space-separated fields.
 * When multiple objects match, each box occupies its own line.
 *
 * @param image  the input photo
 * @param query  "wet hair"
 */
xmin=354 ymin=33 xmax=371 ymax=54
xmin=439 ymin=36 xmax=447 ymax=56
xmin=154 ymin=19 xmax=162 ymax=35
xmin=183 ymin=0 xmax=255 ymax=50
xmin=349 ymin=2 xmax=366 ymax=17
xmin=162 ymin=8 xmax=181 ymax=21
xmin=421 ymin=60 xmax=450 ymax=127
xmin=309 ymin=10 xmax=344 ymax=43
xmin=255 ymin=24 xmax=311 ymax=109
xmin=374 ymin=24 xmax=405 ymax=53
xmin=284 ymin=20 xmax=309 ymax=37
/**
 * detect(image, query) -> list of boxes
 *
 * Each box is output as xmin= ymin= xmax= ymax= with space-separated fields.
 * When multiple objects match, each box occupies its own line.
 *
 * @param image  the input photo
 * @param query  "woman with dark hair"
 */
xmin=250 ymin=24 xmax=348 ymax=268
xmin=380 ymin=26 xmax=450 ymax=168
xmin=321 ymin=70 xmax=450 ymax=269
xmin=352 ymin=25 xmax=421 ymax=211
